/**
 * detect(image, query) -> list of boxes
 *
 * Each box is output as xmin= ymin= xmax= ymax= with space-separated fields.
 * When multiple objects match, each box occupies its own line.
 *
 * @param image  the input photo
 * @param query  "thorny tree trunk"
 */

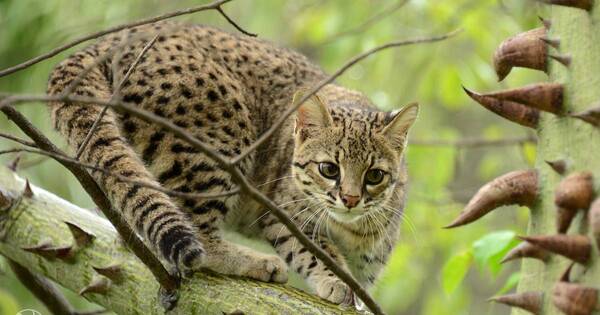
xmin=0 ymin=166 xmax=363 ymax=315
xmin=516 ymin=4 xmax=600 ymax=315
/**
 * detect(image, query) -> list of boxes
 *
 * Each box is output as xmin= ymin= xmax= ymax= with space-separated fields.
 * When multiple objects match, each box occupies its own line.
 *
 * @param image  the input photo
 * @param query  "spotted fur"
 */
xmin=46 ymin=21 xmax=418 ymax=303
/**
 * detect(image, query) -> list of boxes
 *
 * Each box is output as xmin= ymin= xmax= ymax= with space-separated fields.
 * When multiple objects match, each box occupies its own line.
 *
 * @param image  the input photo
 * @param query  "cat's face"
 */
xmin=292 ymin=93 xmax=418 ymax=223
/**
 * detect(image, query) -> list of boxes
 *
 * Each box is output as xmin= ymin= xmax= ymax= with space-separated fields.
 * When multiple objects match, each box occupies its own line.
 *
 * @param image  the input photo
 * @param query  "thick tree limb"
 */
xmin=0 ymin=166 xmax=364 ymax=315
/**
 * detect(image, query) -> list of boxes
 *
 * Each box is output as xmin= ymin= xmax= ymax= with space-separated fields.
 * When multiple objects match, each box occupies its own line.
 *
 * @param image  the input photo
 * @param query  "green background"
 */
xmin=0 ymin=0 xmax=550 ymax=314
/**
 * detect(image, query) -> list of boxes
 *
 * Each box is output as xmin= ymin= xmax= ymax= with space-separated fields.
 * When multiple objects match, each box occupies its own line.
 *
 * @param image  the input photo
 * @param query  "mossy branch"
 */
xmin=0 ymin=166 xmax=363 ymax=315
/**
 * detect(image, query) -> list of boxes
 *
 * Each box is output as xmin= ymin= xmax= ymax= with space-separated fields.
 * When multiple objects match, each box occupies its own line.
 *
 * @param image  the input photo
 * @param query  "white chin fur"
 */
xmin=329 ymin=211 xmax=362 ymax=223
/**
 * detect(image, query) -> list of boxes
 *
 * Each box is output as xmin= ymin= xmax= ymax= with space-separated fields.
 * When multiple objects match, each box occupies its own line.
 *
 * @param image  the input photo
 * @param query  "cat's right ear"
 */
xmin=293 ymin=91 xmax=333 ymax=134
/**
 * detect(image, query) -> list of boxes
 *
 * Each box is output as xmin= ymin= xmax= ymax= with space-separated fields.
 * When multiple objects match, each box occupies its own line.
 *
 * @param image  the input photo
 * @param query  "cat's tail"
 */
xmin=46 ymin=40 xmax=204 ymax=274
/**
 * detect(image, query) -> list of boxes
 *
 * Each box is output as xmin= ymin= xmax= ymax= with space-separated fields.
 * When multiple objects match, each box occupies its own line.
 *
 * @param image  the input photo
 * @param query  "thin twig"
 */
xmin=8 ymin=259 xmax=107 ymax=315
xmin=410 ymin=135 xmax=537 ymax=148
xmin=232 ymin=28 xmax=463 ymax=165
xmin=216 ymin=6 xmax=257 ymax=37
xmin=0 ymin=0 xmax=249 ymax=78
xmin=319 ymin=0 xmax=410 ymax=45
xmin=75 ymin=34 xmax=160 ymax=159
xmin=0 ymin=132 xmax=37 ymax=148
xmin=0 ymin=105 xmax=179 ymax=292
xmin=0 ymin=147 xmax=239 ymax=200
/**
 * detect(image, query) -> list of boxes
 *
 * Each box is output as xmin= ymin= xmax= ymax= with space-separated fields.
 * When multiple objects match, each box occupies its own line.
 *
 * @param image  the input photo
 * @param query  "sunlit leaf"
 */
xmin=496 ymin=272 xmax=521 ymax=295
xmin=442 ymin=249 xmax=473 ymax=295
xmin=472 ymin=230 xmax=518 ymax=276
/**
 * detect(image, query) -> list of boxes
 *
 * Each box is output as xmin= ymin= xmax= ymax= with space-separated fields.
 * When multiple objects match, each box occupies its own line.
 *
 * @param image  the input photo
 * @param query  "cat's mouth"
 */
xmin=328 ymin=208 xmax=364 ymax=223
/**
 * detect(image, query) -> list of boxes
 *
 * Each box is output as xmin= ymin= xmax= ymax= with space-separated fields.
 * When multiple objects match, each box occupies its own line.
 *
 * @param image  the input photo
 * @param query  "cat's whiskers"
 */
xmin=247 ymin=197 xmax=314 ymax=228
xmin=255 ymin=175 xmax=296 ymax=188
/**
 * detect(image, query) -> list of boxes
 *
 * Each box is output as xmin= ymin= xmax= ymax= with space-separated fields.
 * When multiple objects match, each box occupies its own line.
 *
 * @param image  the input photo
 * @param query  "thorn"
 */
xmin=22 ymin=242 xmax=73 ymax=260
xmin=539 ymin=16 xmax=552 ymax=29
xmin=556 ymin=206 xmax=578 ymax=234
xmin=463 ymin=87 xmax=540 ymax=128
xmin=550 ymin=54 xmax=572 ymax=67
xmin=0 ymin=189 xmax=12 ymax=211
xmin=572 ymin=104 xmax=600 ymax=127
xmin=79 ymin=276 xmax=111 ymax=296
xmin=474 ymin=83 xmax=563 ymax=114
xmin=92 ymin=264 xmax=123 ymax=282
xmin=559 ymin=262 xmax=575 ymax=282
xmin=538 ymin=0 xmax=593 ymax=10
xmin=23 ymin=180 xmax=33 ymax=198
xmin=555 ymin=172 xmax=594 ymax=210
xmin=488 ymin=291 xmax=543 ymax=314
xmin=65 ymin=222 xmax=95 ymax=248
xmin=546 ymin=159 xmax=567 ymax=175
xmin=501 ymin=242 xmax=549 ymax=264
xmin=493 ymin=27 xmax=548 ymax=81
xmin=539 ymin=36 xmax=561 ymax=49
xmin=444 ymin=169 xmax=538 ymax=228
xmin=553 ymin=282 xmax=598 ymax=315
xmin=588 ymin=198 xmax=600 ymax=252
xmin=7 ymin=154 xmax=22 ymax=172
xmin=519 ymin=234 xmax=591 ymax=264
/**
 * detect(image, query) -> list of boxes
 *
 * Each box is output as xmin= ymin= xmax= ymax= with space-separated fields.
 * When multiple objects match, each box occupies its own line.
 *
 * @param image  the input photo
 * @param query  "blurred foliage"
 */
xmin=0 ymin=0 xmax=550 ymax=314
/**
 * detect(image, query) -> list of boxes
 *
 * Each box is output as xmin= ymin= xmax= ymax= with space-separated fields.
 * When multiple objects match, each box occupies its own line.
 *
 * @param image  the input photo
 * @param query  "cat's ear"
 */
xmin=381 ymin=102 xmax=419 ymax=149
xmin=294 ymin=90 xmax=333 ymax=132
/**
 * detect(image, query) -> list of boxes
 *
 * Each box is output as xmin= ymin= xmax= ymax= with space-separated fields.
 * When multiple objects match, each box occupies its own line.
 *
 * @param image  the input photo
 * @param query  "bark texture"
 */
xmin=514 ymin=5 xmax=600 ymax=315
xmin=0 ymin=166 xmax=363 ymax=315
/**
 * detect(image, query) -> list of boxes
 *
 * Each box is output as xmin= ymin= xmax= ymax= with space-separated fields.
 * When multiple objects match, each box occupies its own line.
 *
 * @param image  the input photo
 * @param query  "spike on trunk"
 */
xmin=463 ymin=87 xmax=540 ymax=128
xmin=489 ymin=291 xmax=543 ymax=314
xmin=493 ymin=27 xmax=547 ymax=81
xmin=553 ymin=282 xmax=598 ymax=315
xmin=7 ymin=154 xmax=21 ymax=172
xmin=539 ymin=16 xmax=552 ymax=29
xmin=475 ymin=83 xmax=564 ymax=114
xmin=546 ymin=159 xmax=568 ymax=175
xmin=540 ymin=36 xmax=561 ymax=49
xmin=79 ymin=276 xmax=111 ymax=296
xmin=588 ymin=198 xmax=600 ymax=251
xmin=0 ymin=189 xmax=12 ymax=211
xmin=550 ymin=54 xmax=572 ymax=67
xmin=559 ymin=262 xmax=575 ymax=282
xmin=23 ymin=180 xmax=33 ymax=198
xmin=501 ymin=242 xmax=549 ymax=264
xmin=538 ymin=0 xmax=593 ymax=10
xmin=555 ymin=172 xmax=594 ymax=210
xmin=519 ymin=234 xmax=591 ymax=264
xmin=572 ymin=105 xmax=600 ymax=127
xmin=445 ymin=170 xmax=538 ymax=228
xmin=93 ymin=264 xmax=124 ymax=283
xmin=22 ymin=242 xmax=73 ymax=260
xmin=65 ymin=222 xmax=95 ymax=248
xmin=556 ymin=206 xmax=578 ymax=234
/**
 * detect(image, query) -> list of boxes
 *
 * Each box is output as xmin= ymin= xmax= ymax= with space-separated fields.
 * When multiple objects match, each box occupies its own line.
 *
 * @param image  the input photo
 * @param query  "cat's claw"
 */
xmin=317 ymin=278 xmax=353 ymax=304
xmin=158 ymin=287 xmax=179 ymax=311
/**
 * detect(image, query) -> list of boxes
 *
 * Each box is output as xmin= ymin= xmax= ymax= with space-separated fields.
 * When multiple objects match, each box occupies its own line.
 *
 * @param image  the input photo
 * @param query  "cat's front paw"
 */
xmin=316 ymin=277 xmax=353 ymax=305
xmin=245 ymin=255 xmax=288 ymax=283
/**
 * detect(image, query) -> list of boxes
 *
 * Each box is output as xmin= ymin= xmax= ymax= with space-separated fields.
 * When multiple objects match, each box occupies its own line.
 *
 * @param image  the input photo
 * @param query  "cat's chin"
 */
xmin=328 ymin=210 xmax=363 ymax=223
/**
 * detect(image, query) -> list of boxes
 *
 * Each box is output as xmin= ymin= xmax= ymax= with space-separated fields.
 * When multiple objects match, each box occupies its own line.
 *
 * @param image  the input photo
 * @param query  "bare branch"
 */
xmin=410 ymin=135 xmax=537 ymax=148
xmin=319 ymin=0 xmax=410 ymax=45
xmin=0 ymin=105 xmax=179 ymax=292
xmin=215 ymin=6 xmax=257 ymax=37
xmin=0 ymin=0 xmax=252 ymax=78
xmin=0 ymin=147 xmax=239 ymax=200
xmin=8 ymin=259 xmax=106 ymax=315
xmin=0 ymin=132 xmax=37 ymax=148
xmin=233 ymin=28 xmax=463 ymax=165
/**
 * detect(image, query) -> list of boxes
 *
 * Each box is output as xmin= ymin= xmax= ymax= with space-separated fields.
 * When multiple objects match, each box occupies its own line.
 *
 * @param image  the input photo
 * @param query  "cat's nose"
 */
xmin=340 ymin=194 xmax=360 ymax=209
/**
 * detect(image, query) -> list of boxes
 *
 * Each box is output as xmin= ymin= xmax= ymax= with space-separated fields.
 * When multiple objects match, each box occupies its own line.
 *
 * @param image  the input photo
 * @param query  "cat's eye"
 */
xmin=318 ymin=162 xmax=339 ymax=179
xmin=365 ymin=169 xmax=385 ymax=185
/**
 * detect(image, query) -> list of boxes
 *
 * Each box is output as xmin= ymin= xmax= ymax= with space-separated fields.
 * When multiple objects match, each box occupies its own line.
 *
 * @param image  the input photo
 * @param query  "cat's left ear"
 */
xmin=381 ymin=102 xmax=419 ymax=149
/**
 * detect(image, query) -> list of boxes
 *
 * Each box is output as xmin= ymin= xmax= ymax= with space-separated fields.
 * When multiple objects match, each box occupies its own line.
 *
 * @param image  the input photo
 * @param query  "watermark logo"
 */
xmin=17 ymin=309 xmax=41 ymax=315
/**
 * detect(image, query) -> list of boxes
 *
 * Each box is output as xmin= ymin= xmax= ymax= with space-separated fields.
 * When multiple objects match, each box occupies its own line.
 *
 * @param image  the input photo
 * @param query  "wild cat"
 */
xmin=47 ymin=21 xmax=418 ymax=304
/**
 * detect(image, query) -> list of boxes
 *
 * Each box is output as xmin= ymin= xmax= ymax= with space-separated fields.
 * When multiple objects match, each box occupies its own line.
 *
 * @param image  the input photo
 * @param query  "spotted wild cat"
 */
xmin=46 ymin=21 xmax=418 ymax=304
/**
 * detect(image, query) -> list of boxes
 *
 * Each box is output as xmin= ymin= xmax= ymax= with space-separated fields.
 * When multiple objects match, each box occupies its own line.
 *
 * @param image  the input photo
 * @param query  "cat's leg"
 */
xmin=260 ymin=215 xmax=353 ymax=304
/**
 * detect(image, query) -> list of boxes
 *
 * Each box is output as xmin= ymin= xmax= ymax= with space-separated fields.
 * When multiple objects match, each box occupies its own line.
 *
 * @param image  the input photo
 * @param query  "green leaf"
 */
xmin=472 ymin=231 xmax=518 ymax=276
xmin=442 ymin=249 xmax=473 ymax=295
xmin=496 ymin=272 xmax=521 ymax=295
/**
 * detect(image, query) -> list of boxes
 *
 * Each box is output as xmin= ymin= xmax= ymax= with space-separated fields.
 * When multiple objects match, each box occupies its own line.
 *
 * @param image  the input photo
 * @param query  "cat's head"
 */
xmin=292 ymin=92 xmax=418 ymax=223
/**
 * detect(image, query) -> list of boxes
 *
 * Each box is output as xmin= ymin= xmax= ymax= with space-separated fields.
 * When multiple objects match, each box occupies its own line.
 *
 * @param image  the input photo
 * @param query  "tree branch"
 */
xmin=0 ymin=166 xmax=362 ymax=314
xmin=410 ymin=135 xmax=537 ymax=148
xmin=0 ymin=0 xmax=254 ymax=78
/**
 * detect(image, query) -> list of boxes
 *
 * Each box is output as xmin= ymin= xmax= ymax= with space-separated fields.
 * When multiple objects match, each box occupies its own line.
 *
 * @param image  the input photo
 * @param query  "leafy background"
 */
xmin=0 ymin=0 xmax=550 ymax=314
